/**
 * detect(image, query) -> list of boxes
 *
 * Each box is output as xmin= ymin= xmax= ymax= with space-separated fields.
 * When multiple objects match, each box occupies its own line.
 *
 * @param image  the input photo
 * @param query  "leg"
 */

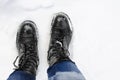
xmin=47 ymin=60 xmax=85 ymax=80
xmin=47 ymin=12 xmax=86 ymax=80
xmin=8 ymin=20 xmax=39 ymax=80
xmin=7 ymin=70 xmax=35 ymax=80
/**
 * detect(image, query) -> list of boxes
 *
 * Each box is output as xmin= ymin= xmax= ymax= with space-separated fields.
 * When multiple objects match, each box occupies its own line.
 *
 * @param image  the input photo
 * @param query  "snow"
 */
xmin=0 ymin=0 xmax=120 ymax=80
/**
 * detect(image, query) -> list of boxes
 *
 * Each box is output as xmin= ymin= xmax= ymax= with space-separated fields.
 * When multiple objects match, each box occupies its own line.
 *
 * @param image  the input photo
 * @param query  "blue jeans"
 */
xmin=7 ymin=70 xmax=35 ymax=80
xmin=7 ymin=61 xmax=85 ymax=80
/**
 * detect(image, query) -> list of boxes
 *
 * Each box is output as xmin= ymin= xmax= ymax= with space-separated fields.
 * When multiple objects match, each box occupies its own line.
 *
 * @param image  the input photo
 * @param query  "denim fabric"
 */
xmin=7 ymin=61 xmax=85 ymax=80
xmin=47 ymin=60 xmax=85 ymax=80
xmin=7 ymin=70 xmax=35 ymax=80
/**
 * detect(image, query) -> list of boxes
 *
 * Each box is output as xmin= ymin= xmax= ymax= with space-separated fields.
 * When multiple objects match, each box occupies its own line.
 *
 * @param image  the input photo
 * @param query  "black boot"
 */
xmin=47 ymin=12 xmax=73 ymax=66
xmin=13 ymin=20 xmax=39 ymax=76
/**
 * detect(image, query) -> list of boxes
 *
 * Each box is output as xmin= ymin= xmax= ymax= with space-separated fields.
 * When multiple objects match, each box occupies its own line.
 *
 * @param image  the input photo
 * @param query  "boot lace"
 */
xmin=13 ymin=42 xmax=39 ymax=70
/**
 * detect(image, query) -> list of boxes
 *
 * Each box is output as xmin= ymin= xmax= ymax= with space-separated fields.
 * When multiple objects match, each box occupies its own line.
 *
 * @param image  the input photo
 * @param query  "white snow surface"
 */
xmin=0 ymin=0 xmax=120 ymax=80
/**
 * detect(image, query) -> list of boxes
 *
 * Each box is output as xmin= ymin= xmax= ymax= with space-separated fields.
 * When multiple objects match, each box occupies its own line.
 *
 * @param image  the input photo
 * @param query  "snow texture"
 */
xmin=0 ymin=0 xmax=120 ymax=80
